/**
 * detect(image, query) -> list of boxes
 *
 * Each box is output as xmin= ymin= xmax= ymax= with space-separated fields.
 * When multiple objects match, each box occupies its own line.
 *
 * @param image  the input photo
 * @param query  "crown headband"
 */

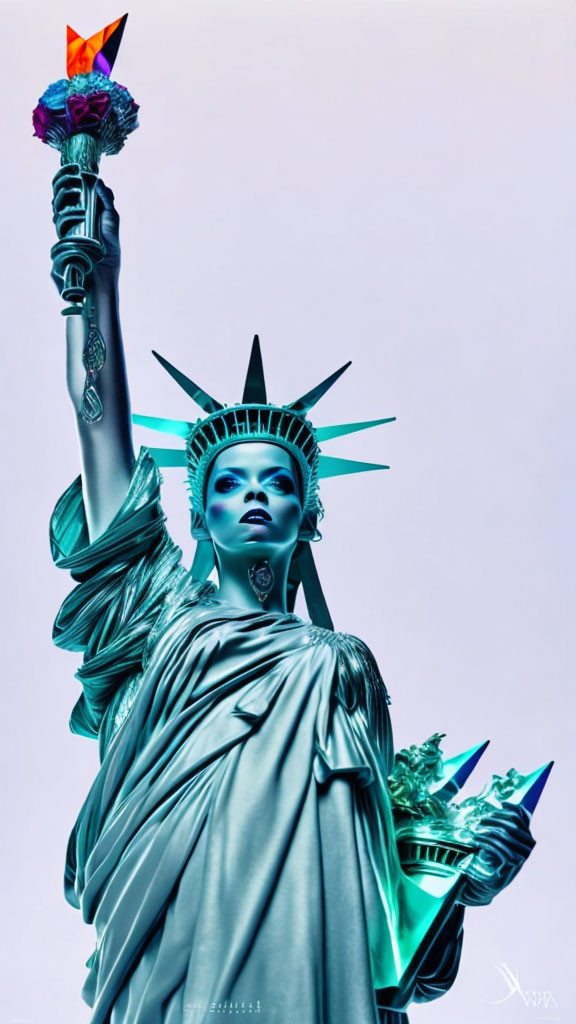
xmin=135 ymin=335 xmax=394 ymax=491
xmin=185 ymin=405 xmax=319 ymax=519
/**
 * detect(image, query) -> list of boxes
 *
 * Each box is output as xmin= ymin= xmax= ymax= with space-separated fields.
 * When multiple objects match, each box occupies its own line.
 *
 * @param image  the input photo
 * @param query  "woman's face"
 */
xmin=204 ymin=442 xmax=303 ymax=557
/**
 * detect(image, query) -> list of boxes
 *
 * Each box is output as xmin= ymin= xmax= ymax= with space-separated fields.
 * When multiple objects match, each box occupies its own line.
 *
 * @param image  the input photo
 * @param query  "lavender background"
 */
xmin=1 ymin=1 xmax=573 ymax=1021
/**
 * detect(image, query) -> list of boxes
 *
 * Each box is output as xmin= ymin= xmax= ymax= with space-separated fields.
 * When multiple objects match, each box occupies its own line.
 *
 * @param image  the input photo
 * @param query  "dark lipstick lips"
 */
xmin=240 ymin=508 xmax=272 ymax=524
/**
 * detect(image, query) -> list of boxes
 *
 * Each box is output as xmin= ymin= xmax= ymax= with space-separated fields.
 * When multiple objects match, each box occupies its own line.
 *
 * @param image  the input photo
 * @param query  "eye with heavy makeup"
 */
xmin=213 ymin=474 xmax=240 ymax=494
xmin=267 ymin=471 xmax=297 ymax=495
xmin=213 ymin=469 xmax=297 ymax=496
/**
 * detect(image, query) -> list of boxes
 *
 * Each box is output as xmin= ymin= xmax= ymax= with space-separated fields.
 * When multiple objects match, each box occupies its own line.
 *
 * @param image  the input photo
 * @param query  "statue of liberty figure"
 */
xmin=48 ymin=165 xmax=537 ymax=1024
xmin=45 ymin=56 xmax=541 ymax=1008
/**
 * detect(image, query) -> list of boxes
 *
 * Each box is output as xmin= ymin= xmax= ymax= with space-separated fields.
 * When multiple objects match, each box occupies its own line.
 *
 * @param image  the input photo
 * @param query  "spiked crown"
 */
xmin=133 ymin=336 xmax=395 ymax=627
xmin=135 ymin=337 xmax=394 ymax=525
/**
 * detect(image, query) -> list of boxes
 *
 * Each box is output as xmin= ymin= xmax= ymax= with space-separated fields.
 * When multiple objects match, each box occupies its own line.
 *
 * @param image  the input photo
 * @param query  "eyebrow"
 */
xmin=214 ymin=466 xmax=295 ymax=479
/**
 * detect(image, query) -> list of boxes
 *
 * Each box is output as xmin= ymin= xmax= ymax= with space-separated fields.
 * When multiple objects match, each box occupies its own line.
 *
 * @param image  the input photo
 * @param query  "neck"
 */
xmin=214 ymin=548 xmax=293 ymax=614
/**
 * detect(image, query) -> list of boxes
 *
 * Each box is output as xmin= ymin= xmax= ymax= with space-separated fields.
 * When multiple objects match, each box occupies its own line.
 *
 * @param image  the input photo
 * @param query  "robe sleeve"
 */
xmin=332 ymin=632 xmax=394 ymax=773
xmin=333 ymin=633 xmax=465 ymax=1009
xmin=410 ymin=903 xmax=465 ymax=1003
xmin=50 ymin=447 xmax=186 ymax=755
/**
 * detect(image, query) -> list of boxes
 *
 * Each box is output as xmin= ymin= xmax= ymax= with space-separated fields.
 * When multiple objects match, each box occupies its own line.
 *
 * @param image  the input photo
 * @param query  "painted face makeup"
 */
xmin=204 ymin=442 xmax=303 ymax=557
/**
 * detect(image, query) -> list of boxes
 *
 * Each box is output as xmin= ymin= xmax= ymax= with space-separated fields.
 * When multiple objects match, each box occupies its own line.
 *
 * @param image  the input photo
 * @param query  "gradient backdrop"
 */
xmin=1 ymin=1 xmax=573 ymax=1021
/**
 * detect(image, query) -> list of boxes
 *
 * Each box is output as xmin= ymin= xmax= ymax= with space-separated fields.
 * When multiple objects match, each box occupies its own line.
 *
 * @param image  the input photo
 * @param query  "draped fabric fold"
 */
xmin=52 ymin=448 xmax=464 ymax=1023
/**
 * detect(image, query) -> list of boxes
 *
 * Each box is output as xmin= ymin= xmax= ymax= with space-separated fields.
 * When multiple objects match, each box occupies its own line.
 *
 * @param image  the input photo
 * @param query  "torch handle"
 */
xmin=52 ymin=164 xmax=105 ymax=314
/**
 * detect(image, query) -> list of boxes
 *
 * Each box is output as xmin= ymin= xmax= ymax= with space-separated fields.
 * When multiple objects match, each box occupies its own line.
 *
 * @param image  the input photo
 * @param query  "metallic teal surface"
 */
xmin=132 ymin=414 xmax=193 ymax=438
xmin=133 ymin=413 xmax=396 ymax=442
xmin=317 ymin=454 xmax=390 ymax=476
xmin=286 ymin=358 xmax=352 ymax=413
xmin=242 ymin=334 xmax=268 ymax=402
xmin=315 ymin=417 xmax=396 ymax=440
xmin=136 ymin=337 xmax=394 ymax=537
xmin=51 ymin=448 xmax=466 ymax=1023
xmin=389 ymin=734 xmax=544 ymax=916
xmin=51 ymin=152 xmax=105 ymax=312
xmin=152 ymin=349 xmax=224 ymax=413
xmin=145 ymin=447 xmax=390 ymax=478
xmin=146 ymin=446 xmax=188 ymax=467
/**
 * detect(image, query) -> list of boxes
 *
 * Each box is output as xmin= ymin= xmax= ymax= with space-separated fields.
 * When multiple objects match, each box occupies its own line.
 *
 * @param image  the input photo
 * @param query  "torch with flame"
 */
xmin=33 ymin=14 xmax=139 ymax=313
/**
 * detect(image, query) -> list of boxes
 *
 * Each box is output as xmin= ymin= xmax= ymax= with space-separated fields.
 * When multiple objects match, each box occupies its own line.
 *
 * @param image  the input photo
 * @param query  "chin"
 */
xmin=228 ymin=534 xmax=297 ymax=558
xmin=241 ymin=537 xmax=278 ymax=555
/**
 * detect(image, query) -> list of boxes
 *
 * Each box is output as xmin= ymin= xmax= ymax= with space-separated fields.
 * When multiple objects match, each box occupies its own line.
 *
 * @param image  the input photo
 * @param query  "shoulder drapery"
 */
xmin=50 ymin=447 xmax=202 ymax=758
xmin=51 ymin=452 xmax=464 ymax=1023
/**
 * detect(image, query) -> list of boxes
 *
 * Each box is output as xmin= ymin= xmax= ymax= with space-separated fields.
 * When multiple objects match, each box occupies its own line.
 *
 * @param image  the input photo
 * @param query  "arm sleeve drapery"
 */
xmin=333 ymin=633 xmax=465 ymax=1010
xmin=410 ymin=903 xmax=465 ymax=1003
xmin=50 ymin=447 xmax=186 ymax=757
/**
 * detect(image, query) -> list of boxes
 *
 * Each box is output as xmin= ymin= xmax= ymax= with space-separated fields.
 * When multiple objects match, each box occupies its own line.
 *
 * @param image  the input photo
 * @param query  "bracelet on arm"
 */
xmin=79 ymin=303 xmax=107 ymax=424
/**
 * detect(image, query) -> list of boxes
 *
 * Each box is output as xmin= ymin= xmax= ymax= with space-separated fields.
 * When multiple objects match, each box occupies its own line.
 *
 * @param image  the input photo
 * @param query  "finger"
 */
xmin=479 ymin=807 xmax=533 ymax=831
xmin=483 ymin=801 xmax=529 ymax=816
xmin=474 ymin=837 xmax=508 ymax=862
xmin=476 ymin=820 xmax=534 ymax=847
xmin=53 ymin=189 xmax=84 ymax=216
xmin=479 ymin=815 xmax=535 ymax=844
xmin=473 ymin=847 xmax=503 ymax=870
xmin=53 ymin=207 xmax=86 ymax=229
xmin=476 ymin=842 xmax=533 ymax=869
xmin=54 ymin=214 xmax=86 ymax=239
xmin=52 ymin=173 xmax=83 ymax=202
xmin=500 ymin=802 xmax=532 ymax=825
xmin=54 ymin=207 xmax=86 ymax=224
xmin=52 ymin=168 xmax=83 ymax=202
xmin=475 ymin=832 xmax=534 ymax=862
xmin=495 ymin=801 xmax=530 ymax=817
xmin=53 ymin=180 xmax=83 ymax=204
xmin=477 ymin=815 xmax=532 ymax=839
xmin=475 ymin=820 xmax=532 ymax=848
xmin=52 ymin=162 xmax=81 ymax=186
xmin=53 ymin=168 xmax=82 ymax=190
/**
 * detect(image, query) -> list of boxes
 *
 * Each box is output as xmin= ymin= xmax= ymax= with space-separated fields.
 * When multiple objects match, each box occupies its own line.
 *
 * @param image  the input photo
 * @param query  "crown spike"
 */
xmin=242 ymin=335 xmax=267 ymax=403
xmin=316 ymin=417 xmax=396 ymax=442
xmin=132 ymin=414 xmax=192 ymax=438
xmin=318 ymin=455 xmax=389 ymax=478
xmin=148 ymin=447 xmax=188 ymax=468
xmin=152 ymin=351 xmax=223 ymax=414
xmin=287 ymin=361 xmax=352 ymax=414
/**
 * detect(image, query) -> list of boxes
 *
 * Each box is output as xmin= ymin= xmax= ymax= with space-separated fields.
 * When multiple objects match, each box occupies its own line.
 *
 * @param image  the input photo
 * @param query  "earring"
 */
xmin=298 ymin=510 xmax=322 ymax=542
xmin=248 ymin=560 xmax=275 ymax=601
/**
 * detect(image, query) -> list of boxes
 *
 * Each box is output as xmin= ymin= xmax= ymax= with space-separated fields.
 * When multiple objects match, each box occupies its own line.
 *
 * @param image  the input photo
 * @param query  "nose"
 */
xmin=244 ymin=487 xmax=268 ymax=505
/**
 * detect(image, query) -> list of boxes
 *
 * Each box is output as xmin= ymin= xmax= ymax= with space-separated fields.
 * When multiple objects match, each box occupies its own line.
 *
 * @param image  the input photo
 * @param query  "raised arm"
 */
xmin=52 ymin=165 xmax=134 ymax=541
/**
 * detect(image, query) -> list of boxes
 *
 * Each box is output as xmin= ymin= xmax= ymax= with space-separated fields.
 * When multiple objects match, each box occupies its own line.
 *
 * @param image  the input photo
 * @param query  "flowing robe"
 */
xmin=51 ymin=448 xmax=464 ymax=1024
